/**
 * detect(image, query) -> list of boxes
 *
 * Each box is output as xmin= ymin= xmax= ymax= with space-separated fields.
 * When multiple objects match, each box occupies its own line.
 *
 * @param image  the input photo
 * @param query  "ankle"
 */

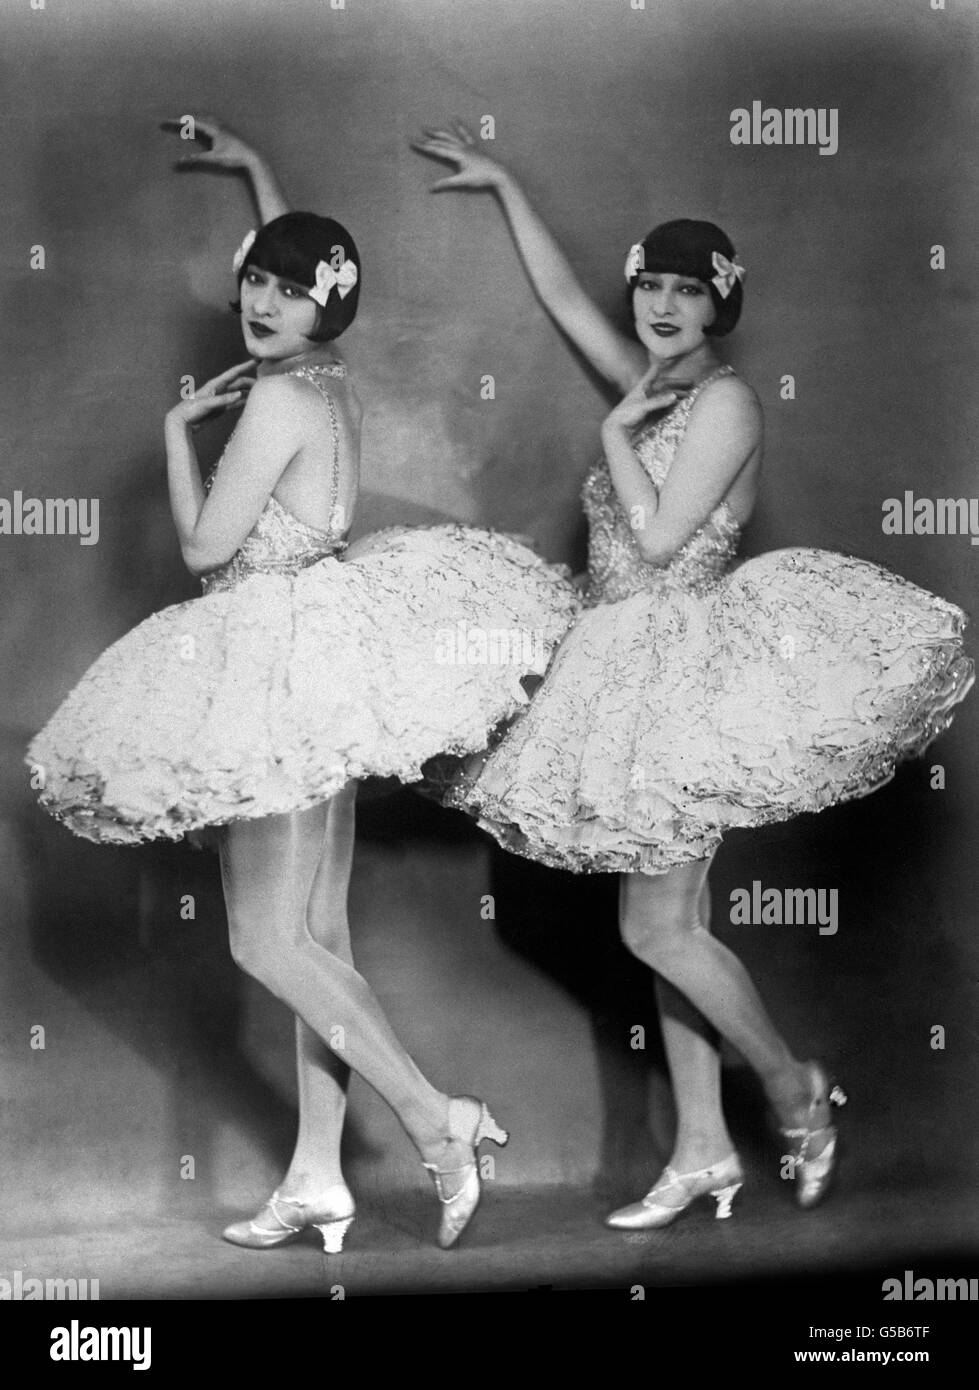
xmin=764 ymin=1059 xmax=810 ymax=1119
xmin=670 ymin=1135 xmax=737 ymax=1172
xmin=768 ymin=1059 xmax=830 ymax=1129
xmin=414 ymin=1095 xmax=456 ymax=1164
xmin=277 ymin=1168 xmax=350 ymax=1206
xmin=416 ymin=1095 xmax=481 ymax=1166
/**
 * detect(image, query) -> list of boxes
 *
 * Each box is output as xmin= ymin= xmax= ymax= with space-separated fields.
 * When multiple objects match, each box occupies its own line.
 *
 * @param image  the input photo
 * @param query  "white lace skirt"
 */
xmin=27 ymin=525 xmax=579 ymax=845
xmin=449 ymin=548 xmax=974 ymax=874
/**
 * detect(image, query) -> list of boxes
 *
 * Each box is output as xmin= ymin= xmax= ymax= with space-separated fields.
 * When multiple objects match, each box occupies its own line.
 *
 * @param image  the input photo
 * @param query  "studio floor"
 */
xmin=3 ymin=1175 xmax=977 ymax=1301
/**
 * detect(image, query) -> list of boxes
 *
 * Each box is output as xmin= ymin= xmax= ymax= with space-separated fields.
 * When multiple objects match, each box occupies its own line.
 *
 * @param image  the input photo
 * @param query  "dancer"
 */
xmin=412 ymin=120 xmax=973 ymax=1227
xmin=27 ymin=132 xmax=579 ymax=1251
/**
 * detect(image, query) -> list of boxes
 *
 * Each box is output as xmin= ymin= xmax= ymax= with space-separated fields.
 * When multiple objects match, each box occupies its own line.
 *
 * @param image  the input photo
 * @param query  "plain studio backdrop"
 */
xmin=0 ymin=0 xmax=976 ymax=1293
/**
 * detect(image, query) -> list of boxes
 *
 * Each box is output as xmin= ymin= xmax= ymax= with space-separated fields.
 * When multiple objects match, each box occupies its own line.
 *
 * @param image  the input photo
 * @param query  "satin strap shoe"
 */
xmin=606 ymin=1152 xmax=744 ymax=1230
xmin=221 ymin=1184 xmax=355 ymax=1254
xmin=423 ymin=1096 xmax=509 ymax=1249
xmin=778 ymin=1061 xmax=847 ymax=1209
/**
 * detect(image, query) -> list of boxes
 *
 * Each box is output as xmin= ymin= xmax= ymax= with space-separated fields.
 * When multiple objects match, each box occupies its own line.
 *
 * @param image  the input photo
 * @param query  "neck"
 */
xmin=256 ymin=343 xmax=343 ymax=378
xmin=648 ymin=342 xmax=721 ymax=385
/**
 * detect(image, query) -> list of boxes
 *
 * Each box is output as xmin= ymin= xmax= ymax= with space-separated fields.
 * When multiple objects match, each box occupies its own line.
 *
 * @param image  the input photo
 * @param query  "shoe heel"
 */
xmin=313 ymin=1216 xmax=354 ymax=1254
xmin=475 ymin=1104 xmax=509 ymax=1148
xmin=710 ymin=1182 xmax=742 ymax=1220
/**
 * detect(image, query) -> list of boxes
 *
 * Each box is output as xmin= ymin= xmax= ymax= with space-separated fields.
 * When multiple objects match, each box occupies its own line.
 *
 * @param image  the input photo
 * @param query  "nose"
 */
xmin=253 ymin=284 xmax=277 ymax=316
xmin=650 ymin=288 xmax=676 ymax=317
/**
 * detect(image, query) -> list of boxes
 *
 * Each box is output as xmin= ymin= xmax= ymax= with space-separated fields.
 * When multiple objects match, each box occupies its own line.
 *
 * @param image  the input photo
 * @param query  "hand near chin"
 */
xmin=160 ymin=113 xmax=258 ymax=171
xmin=410 ymin=118 xmax=505 ymax=190
xmin=603 ymin=364 xmax=687 ymax=433
xmin=166 ymin=360 xmax=257 ymax=431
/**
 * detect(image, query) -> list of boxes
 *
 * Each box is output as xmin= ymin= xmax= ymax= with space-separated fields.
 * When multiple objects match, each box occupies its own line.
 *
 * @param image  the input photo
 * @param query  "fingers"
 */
xmin=409 ymin=138 xmax=460 ymax=167
xmin=216 ymin=359 xmax=256 ymax=382
xmin=160 ymin=115 xmax=215 ymax=146
xmin=451 ymin=118 xmax=475 ymax=145
xmin=211 ymin=390 xmax=246 ymax=410
xmin=198 ymin=361 xmax=256 ymax=394
xmin=640 ymin=390 xmax=679 ymax=411
xmin=413 ymin=140 xmax=459 ymax=159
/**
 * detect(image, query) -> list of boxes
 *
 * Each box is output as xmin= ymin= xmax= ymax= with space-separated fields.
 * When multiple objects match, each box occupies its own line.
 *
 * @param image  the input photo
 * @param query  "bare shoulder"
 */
xmin=251 ymin=370 xmax=355 ymax=425
xmin=700 ymin=373 xmax=760 ymax=409
xmin=245 ymin=372 xmax=318 ymax=412
xmin=693 ymin=374 xmax=763 ymax=431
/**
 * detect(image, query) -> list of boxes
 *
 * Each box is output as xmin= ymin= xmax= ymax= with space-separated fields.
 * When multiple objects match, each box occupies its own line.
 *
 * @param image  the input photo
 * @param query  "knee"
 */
xmin=620 ymin=910 xmax=667 ymax=965
xmin=303 ymin=905 xmax=352 ymax=957
xmin=227 ymin=928 xmax=263 ymax=983
xmin=620 ymin=880 xmax=705 ymax=966
xmin=227 ymin=915 xmax=284 ymax=993
xmin=622 ymin=914 xmax=706 ymax=968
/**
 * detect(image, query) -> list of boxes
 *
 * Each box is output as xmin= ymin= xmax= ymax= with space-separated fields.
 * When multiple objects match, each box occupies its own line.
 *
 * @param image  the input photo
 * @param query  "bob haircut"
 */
xmin=626 ymin=218 xmax=742 ymax=338
xmin=231 ymin=211 xmax=361 ymax=343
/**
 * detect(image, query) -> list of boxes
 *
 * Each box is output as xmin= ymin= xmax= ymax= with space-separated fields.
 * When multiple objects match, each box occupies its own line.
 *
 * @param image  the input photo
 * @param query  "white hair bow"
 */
xmin=711 ymin=251 xmax=746 ymax=299
xmin=310 ymin=257 xmax=359 ymax=307
xmin=232 ymin=229 xmax=257 ymax=275
xmin=624 ymin=243 xmax=645 ymax=281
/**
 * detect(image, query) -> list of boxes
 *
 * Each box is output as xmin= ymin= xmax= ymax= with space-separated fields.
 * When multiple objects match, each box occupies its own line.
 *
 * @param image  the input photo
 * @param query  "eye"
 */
xmin=680 ymin=283 xmax=705 ymax=295
xmin=244 ymin=269 xmax=263 ymax=285
xmin=281 ymin=284 xmax=305 ymax=299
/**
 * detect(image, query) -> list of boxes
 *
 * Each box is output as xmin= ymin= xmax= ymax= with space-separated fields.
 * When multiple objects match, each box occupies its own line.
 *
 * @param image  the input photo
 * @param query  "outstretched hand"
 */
xmin=409 ymin=118 xmax=505 ymax=191
xmin=160 ymin=114 xmax=259 ymax=172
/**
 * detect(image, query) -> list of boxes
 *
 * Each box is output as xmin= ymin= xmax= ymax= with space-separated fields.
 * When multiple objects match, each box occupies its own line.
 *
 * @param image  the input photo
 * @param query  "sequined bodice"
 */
xmin=201 ymin=363 xmax=349 ymax=595
xmin=582 ymin=365 xmax=742 ymax=604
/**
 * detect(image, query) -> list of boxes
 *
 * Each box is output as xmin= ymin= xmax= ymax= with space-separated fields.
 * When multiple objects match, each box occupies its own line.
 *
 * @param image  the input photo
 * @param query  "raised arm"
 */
xmin=412 ymin=121 xmax=646 ymax=394
xmin=161 ymin=114 xmax=290 ymax=224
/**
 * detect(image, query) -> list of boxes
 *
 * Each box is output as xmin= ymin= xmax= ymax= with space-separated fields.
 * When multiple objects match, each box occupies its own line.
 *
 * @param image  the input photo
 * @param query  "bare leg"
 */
xmin=620 ymin=862 xmax=826 ymax=1133
xmin=220 ymin=803 xmax=454 ymax=1163
xmin=654 ymin=874 xmax=737 ymax=1170
xmin=278 ymin=786 xmax=357 ymax=1201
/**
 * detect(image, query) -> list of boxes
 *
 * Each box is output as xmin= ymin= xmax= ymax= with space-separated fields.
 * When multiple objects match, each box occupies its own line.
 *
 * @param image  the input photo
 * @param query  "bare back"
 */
xmin=273 ymin=371 xmax=362 ymax=535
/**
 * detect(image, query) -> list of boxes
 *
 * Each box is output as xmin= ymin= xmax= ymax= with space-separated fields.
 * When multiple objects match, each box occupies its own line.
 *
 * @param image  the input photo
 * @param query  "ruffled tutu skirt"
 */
xmin=449 ymin=548 xmax=974 ymax=874
xmin=27 ymin=525 xmax=579 ymax=845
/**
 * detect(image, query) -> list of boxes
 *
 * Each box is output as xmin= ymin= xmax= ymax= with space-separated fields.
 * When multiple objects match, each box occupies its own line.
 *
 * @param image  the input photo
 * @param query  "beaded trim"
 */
xmin=288 ymin=364 xmax=346 ymax=530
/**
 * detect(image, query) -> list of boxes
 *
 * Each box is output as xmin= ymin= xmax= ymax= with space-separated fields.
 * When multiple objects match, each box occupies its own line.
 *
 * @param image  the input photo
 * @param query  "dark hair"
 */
xmin=230 ymin=212 xmax=361 ymax=342
xmin=626 ymin=219 xmax=743 ymax=337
